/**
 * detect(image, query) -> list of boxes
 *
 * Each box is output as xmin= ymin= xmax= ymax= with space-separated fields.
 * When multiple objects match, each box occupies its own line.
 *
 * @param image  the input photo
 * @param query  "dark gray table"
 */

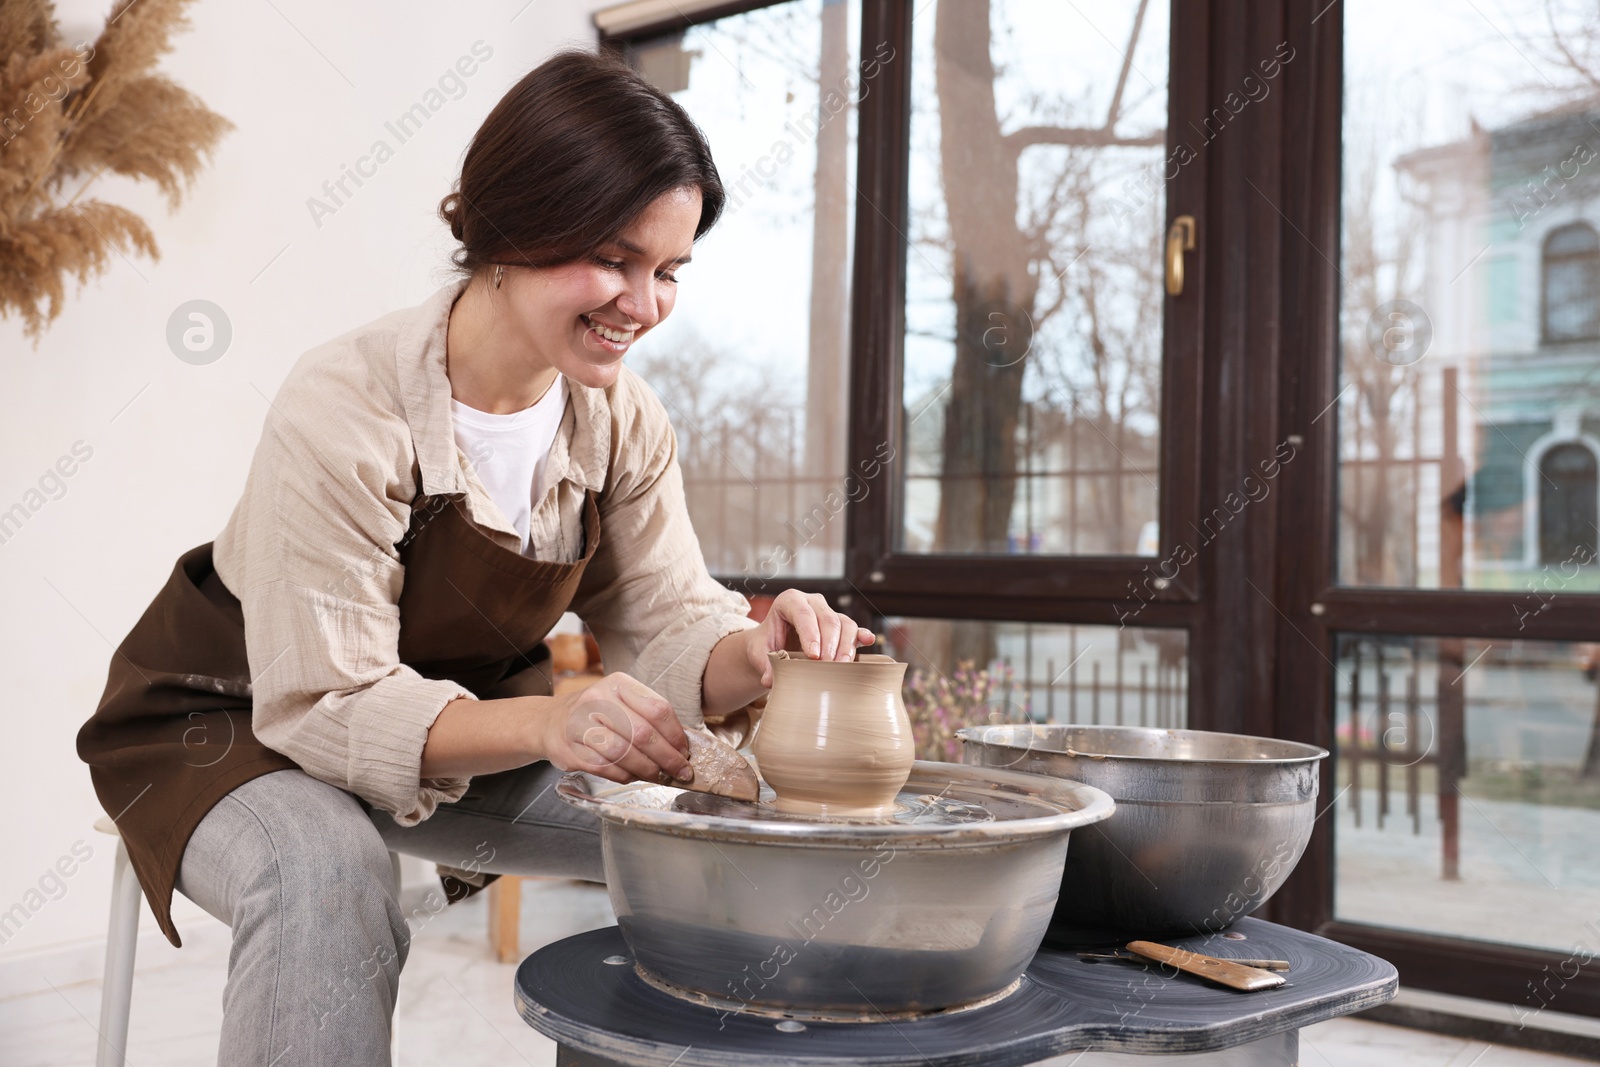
xmin=514 ymin=916 xmax=1397 ymax=1066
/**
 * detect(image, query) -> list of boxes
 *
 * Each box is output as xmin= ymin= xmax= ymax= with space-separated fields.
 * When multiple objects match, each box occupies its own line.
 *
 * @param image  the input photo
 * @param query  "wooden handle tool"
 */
xmin=1078 ymin=952 xmax=1290 ymax=972
xmin=1124 ymin=941 xmax=1288 ymax=992
xmin=679 ymin=727 xmax=760 ymax=802
xmin=1214 ymin=957 xmax=1290 ymax=972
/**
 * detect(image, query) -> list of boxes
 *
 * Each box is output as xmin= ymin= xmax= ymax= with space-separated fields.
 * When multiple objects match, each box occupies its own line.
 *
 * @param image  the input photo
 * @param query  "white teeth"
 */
xmin=586 ymin=317 xmax=634 ymax=344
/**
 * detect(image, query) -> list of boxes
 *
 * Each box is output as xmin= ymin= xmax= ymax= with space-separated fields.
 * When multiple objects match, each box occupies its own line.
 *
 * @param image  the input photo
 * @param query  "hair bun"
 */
xmin=440 ymin=191 xmax=465 ymax=241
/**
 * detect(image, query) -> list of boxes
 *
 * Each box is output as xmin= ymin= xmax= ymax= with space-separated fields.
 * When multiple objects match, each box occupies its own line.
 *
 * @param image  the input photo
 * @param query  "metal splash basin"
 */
xmin=557 ymin=760 xmax=1113 ymax=1021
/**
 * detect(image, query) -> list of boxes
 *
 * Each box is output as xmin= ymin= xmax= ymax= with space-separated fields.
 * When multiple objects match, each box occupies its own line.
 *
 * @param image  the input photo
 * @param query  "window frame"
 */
xmin=1537 ymin=439 xmax=1600 ymax=565
xmin=602 ymin=0 xmax=1212 ymax=620
xmin=1272 ymin=0 xmax=1600 ymax=1016
xmin=1540 ymin=221 xmax=1600 ymax=345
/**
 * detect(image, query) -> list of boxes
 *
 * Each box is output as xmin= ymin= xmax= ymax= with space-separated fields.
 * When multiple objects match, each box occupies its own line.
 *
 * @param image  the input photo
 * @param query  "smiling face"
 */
xmin=497 ymin=185 xmax=702 ymax=390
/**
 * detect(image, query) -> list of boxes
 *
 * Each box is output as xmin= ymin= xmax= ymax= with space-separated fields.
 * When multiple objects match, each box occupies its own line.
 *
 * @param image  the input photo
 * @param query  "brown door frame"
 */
xmin=608 ymin=0 xmax=1213 ymax=631
xmin=842 ymin=0 xmax=1210 ymax=612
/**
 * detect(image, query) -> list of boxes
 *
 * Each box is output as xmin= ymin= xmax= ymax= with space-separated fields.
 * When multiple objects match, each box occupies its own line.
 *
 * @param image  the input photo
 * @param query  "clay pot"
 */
xmin=751 ymin=651 xmax=914 ymax=816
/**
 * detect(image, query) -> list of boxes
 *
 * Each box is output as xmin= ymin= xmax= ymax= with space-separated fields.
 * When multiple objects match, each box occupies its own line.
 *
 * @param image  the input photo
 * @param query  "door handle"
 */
xmin=1165 ymin=215 xmax=1196 ymax=296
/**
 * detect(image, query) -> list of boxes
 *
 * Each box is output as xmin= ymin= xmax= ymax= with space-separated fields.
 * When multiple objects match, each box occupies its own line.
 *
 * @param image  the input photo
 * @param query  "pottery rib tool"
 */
xmin=1078 ymin=952 xmax=1290 ymax=972
xmin=679 ymin=727 xmax=760 ymax=802
xmin=1124 ymin=941 xmax=1288 ymax=992
xmin=1205 ymin=957 xmax=1290 ymax=972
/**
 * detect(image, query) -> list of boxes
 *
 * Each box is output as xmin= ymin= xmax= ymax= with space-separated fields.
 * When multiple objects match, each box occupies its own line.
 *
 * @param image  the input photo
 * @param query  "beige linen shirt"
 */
xmin=212 ymin=277 xmax=756 ymax=825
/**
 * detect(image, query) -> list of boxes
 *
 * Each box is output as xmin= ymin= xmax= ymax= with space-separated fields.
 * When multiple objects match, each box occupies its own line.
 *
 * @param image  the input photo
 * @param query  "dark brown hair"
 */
xmin=439 ymin=50 xmax=723 ymax=274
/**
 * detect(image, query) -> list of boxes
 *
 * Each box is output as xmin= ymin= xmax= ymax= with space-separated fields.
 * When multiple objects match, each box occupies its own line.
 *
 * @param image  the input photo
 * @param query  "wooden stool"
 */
xmin=488 ymin=876 xmax=523 ymax=964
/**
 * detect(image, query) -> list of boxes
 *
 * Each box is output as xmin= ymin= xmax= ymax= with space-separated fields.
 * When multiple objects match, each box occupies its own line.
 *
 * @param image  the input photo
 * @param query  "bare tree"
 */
xmin=1338 ymin=129 xmax=1427 ymax=587
xmin=808 ymin=0 xmax=852 ymax=482
xmin=633 ymin=326 xmax=807 ymax=573
xmin=1533 ymin=0 xmax=1600 ymax=100
xmin=711 ymin=2 xmax=853 ymax=478
xmin=929 ymin=0 xmax=1160 ymax=664
xmin=631 ymin=4 xmax=858 ymax=579
xmin=1060 ymin=178 xmax=1164 ymax=551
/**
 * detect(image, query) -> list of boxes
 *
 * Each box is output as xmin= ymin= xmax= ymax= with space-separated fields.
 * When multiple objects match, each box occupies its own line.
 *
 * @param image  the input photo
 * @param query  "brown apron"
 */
xmin=76 ymin=491 xmax=602 ymax=947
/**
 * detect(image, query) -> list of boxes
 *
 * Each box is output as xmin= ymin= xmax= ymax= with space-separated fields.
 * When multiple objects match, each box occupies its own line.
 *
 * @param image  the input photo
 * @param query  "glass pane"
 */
xmin=882 ymin=618 xmax=1188 ymax=761
xmin=900 ymin=1 xmax=1169 ymax=556
xmin=1333 ymin=634 xmax=1600 ymax=952
xmin=1545 ymin=246 xmax=1600 ymax=342
xmin=1338 ymin=0 xmax=1600 ymax=589
xmin=624 ymin=0 xmax=860 ymax=579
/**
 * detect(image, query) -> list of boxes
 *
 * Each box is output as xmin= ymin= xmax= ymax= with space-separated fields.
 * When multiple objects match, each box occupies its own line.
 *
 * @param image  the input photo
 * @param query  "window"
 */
xmin=1333 ymin=635 xmax=1600 ymax=954
xmin=1318 ymin=2 xmax=1600 ymax=1002
xmin=607 ymin=0 xmax=1205 ymax=610
xmin=1541 ymin=222 xmax=1600 ymax=344
xmin=617 ymin=1 xmax=862 ymax=582
xmin=1539 ymin=441 xmax=1598 ymax=565
xmin=900 ymin=0 xmax=1169 ymax=557
xmin=605 ymin=0 xmax=1205 ymax=692
xmin=1337 ymin=96 xmax=1600 ymax=588
xmin=883 ymin=618 xmax=1187 ymax=761
xmin=603 ymin=0 xmax=1600 ymax=1012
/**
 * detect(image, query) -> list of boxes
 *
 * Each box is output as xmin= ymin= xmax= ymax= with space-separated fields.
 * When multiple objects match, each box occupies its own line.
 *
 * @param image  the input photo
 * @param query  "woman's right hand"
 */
xmin=541 ymin=672 xmax=694 ymax=786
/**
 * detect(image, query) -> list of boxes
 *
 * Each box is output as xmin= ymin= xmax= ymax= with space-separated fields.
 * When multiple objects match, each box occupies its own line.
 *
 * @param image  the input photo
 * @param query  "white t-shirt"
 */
xmin=450 ymin=375 xmax=568 ymax=556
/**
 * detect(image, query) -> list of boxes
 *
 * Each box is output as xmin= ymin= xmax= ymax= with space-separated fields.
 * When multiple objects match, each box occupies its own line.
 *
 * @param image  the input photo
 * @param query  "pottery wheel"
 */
xmin=559 ymin=764 xmax=1075 ymax=847
xmin=670 ymin=785 xmax=998 ymax=825
xmin=555 ymin=763 xmax=1115 ymax=987
xmin=514 ymin=917 xmax=1398 ymax=1067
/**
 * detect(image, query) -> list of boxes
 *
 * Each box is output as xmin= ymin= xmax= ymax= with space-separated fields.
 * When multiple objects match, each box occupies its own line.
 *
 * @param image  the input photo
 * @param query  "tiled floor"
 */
xmin=1 ymin=878 xmax=1593 ymax=1066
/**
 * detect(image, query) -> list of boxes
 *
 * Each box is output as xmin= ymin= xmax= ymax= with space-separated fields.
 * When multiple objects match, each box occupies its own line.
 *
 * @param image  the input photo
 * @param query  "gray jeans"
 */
xmin=174 ymin=765 xmax=602 ymax=1066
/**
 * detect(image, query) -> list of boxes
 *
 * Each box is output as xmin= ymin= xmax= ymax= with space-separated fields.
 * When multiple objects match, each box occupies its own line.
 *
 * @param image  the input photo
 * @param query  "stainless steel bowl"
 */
xmin=958 ymin=725 xmax=1327 ymax=938
xmin=557 ymin=761 xmax=1113 ymax=1020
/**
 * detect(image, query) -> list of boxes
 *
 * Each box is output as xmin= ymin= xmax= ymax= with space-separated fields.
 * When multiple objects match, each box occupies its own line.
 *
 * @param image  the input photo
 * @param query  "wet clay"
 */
xmin=682 ymin=726 xmax=760 ymax=802
xmin=751 ymin=651 xmax=914 ymax=816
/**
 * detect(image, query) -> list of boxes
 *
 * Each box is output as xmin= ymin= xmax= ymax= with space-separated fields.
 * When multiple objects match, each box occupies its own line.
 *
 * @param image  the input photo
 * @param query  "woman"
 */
xmin=77 ymin=49 xmax=869 ymax=1064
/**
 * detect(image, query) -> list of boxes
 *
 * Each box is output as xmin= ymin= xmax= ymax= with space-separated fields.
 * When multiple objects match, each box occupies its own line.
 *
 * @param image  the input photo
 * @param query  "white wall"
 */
xmin=0 ymin=0 xmax=601 ymax=975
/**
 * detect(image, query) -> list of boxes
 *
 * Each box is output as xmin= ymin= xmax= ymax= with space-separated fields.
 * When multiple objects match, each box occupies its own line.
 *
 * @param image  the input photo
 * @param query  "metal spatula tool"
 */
xmin=680 ymin=726 xmax=760 ymax=802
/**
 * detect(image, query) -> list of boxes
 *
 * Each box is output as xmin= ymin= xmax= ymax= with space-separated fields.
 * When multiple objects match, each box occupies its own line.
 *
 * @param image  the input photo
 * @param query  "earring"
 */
xmin=492 ymin=264 xmax=505 ymax=289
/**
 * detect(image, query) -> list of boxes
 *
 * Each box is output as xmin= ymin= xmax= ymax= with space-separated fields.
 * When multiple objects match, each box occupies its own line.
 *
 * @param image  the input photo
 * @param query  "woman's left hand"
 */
xmin=746 ymin=588 xmax=875 ymax=687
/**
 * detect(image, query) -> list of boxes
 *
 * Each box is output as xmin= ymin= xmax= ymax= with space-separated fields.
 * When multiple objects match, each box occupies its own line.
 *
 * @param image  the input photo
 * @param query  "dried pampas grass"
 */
xmin=1 ymin=0 xmax=231 ymax=340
